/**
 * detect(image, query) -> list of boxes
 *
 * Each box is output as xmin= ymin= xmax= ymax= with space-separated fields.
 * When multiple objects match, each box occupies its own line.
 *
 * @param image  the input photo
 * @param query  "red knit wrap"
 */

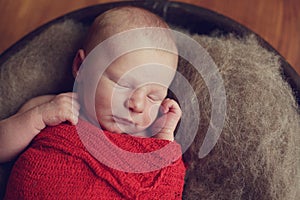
xmin=5 ymin=119 xmax=186 ymax=199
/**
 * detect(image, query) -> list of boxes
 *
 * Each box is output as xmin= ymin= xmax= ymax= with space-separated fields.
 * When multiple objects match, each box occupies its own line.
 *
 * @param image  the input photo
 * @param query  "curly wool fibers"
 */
xmin=178 ymin=34 xmax=300 ymax=200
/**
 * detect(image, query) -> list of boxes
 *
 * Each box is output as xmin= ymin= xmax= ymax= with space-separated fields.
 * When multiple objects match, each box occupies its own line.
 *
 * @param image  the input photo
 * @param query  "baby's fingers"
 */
xmin=66 ymin=108 xmax=79 ymax=125
xmin=52 ymin=93 xmax=80 ymax=111
xmin=41 ymin=93 xmax=80 ymax=126
xmin=161 ymin=98 xmax=182 ymax=118
xmin=71 ymin=99 xmax=80 ymax=112
xmin=59 ymin=101 xmax=80 ymax=125
xmin=59 ymin=92 xmax=78 ymax=99
xmin=56 ymin=106 xmax=79 ymax=125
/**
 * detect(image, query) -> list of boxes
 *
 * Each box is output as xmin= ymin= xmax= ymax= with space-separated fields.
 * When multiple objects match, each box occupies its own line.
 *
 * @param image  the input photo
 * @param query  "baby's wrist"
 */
xmin=30 ymin=106 xmax=47 ymax=135
xmin=152 ymin=128 xmax=174 ymax=141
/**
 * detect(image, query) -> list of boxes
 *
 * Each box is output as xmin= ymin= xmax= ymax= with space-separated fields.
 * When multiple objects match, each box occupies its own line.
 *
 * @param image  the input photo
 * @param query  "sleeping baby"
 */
xmin=3 ymin=6 xmax=186 ymax=199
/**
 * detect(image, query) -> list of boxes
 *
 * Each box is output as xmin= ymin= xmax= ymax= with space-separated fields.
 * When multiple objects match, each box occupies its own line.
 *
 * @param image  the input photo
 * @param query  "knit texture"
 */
xmin=4 ymin=119 xmax=186 ymax=199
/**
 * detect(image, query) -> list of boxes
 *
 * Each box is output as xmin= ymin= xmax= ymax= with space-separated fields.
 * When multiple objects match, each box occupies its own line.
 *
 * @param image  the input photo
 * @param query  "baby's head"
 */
xmin=82 ymin=6 xmax=174 ymax=54
xmin=73 ymin=6 xmax=178 ymax=136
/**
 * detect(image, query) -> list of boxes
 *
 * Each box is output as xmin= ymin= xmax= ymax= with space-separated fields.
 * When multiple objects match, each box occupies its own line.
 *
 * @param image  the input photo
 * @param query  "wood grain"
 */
xmin=0 ymin=0 xmax=299 ymax=74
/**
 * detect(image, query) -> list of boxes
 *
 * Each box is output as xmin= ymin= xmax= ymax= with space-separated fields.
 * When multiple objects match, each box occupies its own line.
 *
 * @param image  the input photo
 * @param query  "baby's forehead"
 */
xmin=103 ymin=50 xmax=177 ymax=87
xmin=105 ymin=49 xmax=178 ymax=71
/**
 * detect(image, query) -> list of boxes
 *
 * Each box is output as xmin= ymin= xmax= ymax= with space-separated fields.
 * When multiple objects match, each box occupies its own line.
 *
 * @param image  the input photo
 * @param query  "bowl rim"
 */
xmin=0 ymin=0 xmax=299 ymax=105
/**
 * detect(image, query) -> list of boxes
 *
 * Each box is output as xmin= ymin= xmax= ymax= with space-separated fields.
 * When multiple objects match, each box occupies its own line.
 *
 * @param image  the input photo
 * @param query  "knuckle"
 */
xmin=56 ymin=95 xmax=69 ymax=103
xmin=178 ymin=110 xmax=182 ymax=117
xmin=57 ymin=108 xmax=67 ymax=118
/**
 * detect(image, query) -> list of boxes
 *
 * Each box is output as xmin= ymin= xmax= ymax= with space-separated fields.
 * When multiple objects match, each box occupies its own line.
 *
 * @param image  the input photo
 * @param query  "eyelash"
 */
xmin=114 ymin=82 xmax=131 ymax=89
xmin=108 ymin=77 xmax=164 ymax=101
xmin=108 ymin=77 xmax=131 ymax=89
xmin=147 ymin=94 xmax=163 ymax=102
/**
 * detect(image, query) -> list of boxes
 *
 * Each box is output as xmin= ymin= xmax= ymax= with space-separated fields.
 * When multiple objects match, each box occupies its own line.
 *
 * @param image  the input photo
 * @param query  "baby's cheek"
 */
xmin=147 ymin=103 xmax=161 ymax=125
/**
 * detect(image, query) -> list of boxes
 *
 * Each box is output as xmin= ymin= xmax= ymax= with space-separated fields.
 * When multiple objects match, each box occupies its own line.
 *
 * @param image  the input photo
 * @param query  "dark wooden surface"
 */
xmin=0 ymin=0 xmax=299 ymax=74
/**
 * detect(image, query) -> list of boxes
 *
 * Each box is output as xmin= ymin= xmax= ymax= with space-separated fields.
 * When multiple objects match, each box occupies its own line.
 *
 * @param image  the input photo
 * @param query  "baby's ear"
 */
xmin=72 ymin=49 xmax=86 ymax=79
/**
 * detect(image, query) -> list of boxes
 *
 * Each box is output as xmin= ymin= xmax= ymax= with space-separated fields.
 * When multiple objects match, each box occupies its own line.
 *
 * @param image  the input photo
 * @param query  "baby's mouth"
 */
xmin=113 ymin=116 xmax=135 ymax=126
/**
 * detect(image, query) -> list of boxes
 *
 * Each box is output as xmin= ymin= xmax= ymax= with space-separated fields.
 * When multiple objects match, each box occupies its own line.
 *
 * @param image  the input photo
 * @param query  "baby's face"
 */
xmin=90 ymin=49 xmax=177 ymax=136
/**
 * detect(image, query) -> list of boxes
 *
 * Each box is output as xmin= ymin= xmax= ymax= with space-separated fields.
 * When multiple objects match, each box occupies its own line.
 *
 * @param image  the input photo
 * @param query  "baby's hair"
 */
xmin=83 ymin=6 xmax=177 ymax=54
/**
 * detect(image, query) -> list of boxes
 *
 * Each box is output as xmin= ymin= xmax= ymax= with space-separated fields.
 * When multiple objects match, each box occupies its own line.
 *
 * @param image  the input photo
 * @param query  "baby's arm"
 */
xmin=150 ymin=98 xmax=182 ymax=141
xmin=17 ymin=95 xmax=57 ymax=114
xmin=0 ymin=92 xmax=79 ymax=163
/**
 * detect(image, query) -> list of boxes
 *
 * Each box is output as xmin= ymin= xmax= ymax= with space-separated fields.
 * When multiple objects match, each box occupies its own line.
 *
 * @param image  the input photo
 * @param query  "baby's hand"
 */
xmin=150 ymin=98 xmax=182 ymax=141
xmin=38 ymin=92 xmax=80 ymax=126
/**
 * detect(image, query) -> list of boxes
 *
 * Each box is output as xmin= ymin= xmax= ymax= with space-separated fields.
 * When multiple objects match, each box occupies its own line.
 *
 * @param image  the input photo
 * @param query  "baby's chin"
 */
xmin=101 ymin=122 xmax=151 ymax=138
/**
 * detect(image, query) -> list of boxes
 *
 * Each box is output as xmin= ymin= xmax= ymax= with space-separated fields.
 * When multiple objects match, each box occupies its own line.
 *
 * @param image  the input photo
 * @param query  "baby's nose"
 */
xmin=126 ymin=89 xmax=146 ymax=113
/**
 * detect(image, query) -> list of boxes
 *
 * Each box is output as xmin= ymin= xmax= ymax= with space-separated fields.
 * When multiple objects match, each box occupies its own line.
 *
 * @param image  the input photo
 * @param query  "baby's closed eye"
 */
xmin=147 ymin=94 xmax=165 ymax=102
xmin=114 ymin=81 xmax=132 ymax=89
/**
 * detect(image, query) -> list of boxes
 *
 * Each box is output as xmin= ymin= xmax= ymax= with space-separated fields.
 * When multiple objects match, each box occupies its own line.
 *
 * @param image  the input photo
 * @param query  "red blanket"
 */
xmin=5 ymin=119 xmax=185 ymax=199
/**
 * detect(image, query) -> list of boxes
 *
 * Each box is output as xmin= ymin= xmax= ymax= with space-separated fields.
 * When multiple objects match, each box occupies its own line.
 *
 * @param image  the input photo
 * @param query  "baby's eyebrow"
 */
xmin=147 ymin=84 xmax=168 ymax=92
xmin=104 ymin=70 xmax=123 ymax=81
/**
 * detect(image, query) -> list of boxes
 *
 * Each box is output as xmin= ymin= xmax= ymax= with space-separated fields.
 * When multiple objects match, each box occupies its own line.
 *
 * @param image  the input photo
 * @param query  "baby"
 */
xmin=4 ymin=6 xmax=185 ymax=199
